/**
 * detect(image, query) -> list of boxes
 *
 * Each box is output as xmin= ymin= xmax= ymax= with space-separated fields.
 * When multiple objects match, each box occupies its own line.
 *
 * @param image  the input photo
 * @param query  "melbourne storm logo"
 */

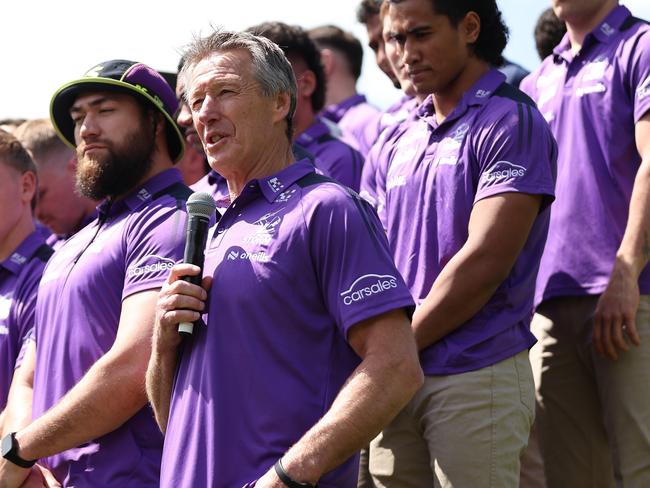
xmin=340 ymin=274 xmax=398 ymax=306
xmin=127 ymin=255 xmax=176 ymax=278
xmin=481 ymin=161 xmax=527 ymax=184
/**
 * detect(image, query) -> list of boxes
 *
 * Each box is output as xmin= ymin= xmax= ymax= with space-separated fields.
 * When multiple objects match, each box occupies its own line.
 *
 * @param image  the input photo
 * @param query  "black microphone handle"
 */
xmin=178 ymin=216 xmax=210 ymax=336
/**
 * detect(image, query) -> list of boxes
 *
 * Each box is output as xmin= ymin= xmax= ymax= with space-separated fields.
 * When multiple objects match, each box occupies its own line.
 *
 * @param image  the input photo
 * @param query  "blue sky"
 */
xmin=1 ymin=0 xmax=649 ymax=118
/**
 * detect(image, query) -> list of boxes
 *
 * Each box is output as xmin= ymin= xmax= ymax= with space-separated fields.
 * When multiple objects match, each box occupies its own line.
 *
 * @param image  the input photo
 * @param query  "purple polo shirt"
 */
xmin=32 ymin=169 xmax=189 ymax=487
xmin=0 ymin=231 xmax=50 ymax=408
xmin=321 ymin=94 xmax=381 ymax=157
xmin=161 ymin=159 xmax=414 ymax=488
xmin=381 ymin=69 xmax=557 ymax=375
xmin=376 ymin=95 xmax=418 ymax=134
xmin=296 ymin=117 xmax=364 ymax=191
xmin=45 ymin=211 xmax=98 ymax=251
xmin=520 ymin=6 xmax=650 ymax=305
xmin=191 ymin=169 xmax=231 ymax=210
xmin=359 ymin=96 xmax=420 ymax=209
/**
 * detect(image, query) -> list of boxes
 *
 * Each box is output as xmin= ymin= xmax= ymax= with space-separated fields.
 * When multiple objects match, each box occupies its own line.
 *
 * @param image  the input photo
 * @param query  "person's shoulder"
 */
xmin=471 ymin=83 xmax=553 ymax=144
xmin=491 ymin=82 xmax=538 ymax=108
xmin=620 ymin=14 xmax=650 ymax=36
xmin=296 ymin=173 xmax=367 ymax=212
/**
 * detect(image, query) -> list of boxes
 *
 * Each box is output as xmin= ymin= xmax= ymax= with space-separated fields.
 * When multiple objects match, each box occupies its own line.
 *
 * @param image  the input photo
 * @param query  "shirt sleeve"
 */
xmin=9 ymin=260 xmax=44 ymax=368
xmin=15 ymin=328 xmax=34 ymax=369
xmin=630 ymin=28 xmax=650 ymax=122
xmin=472 ymin=101 xmax=557 ymax=208
xmin=122 ymin=199 xmax=187 ymax=300
xmin=307 ymin=185 xmax=415 ymax=339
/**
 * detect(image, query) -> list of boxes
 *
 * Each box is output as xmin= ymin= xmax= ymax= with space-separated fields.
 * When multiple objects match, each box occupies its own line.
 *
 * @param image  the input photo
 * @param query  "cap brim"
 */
xmin=50 ymin=78 xmax=185 ymax=163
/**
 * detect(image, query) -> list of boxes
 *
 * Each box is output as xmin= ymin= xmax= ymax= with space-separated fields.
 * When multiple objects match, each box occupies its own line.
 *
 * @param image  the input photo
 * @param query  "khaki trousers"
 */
xmin=367 ymin=350 xmax=534 ymax=487
xmin=530 ymin=295 xmax=650 ymax=488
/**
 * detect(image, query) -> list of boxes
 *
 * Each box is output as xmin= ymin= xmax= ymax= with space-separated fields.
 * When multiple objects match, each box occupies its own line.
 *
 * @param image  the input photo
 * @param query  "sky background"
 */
xmin=2 ymin=0 xmax=649 ymax=120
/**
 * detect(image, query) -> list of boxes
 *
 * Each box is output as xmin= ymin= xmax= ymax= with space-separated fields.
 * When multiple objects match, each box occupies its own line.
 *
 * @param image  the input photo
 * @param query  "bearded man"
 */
xmin=0 ymin=60 xmax=191 ymax=488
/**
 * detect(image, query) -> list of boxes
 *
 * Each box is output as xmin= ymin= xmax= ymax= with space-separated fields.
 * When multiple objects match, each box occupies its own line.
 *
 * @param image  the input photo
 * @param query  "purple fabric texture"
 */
xmin=0 ymin=231 xmax=49 ymax=408
xmin=321 ymin=94 xmax=381 ymax=157
xmin=296 ymin=117 xmax=364 ymax=191
xmin=520 ymin=5 xmax=650 ymax=305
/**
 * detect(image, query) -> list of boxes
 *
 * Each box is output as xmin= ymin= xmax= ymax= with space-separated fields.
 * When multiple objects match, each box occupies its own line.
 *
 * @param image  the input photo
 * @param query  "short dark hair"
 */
xmin=389 ymin=0 xmax=509 ymax=67
xmin=309 ymin=25 xmax=364 ymax=81
xmin=247 ymin=22 xmax=327 ymax=113
xmin=534 ymin=7 xmax=566 ymax=60
xmin=357 ymin=0 xmax=382 ymax=24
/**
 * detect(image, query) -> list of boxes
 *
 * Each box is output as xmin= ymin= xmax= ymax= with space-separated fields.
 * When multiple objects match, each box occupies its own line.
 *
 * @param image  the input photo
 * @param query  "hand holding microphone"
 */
xmin=178 ymin=192 xmax=217 ymax=336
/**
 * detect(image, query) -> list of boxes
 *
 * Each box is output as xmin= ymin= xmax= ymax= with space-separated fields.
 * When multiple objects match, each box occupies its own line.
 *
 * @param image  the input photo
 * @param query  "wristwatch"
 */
xmin=1 ymin=432 xmax=36 ymax=468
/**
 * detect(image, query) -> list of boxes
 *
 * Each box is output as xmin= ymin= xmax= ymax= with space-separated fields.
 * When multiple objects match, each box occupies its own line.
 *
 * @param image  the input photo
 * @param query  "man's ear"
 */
xmin=20 ymin=170 xmax=37 ymax=206
xmin=319 ymin=48 xmax=336 ymax=78
xmin=272 ymin=91 xmax=292 ymax=124
xmin=461 ymin=12 xmax=481 ymax=45
xmin=296 ymin=70 xmax=317 ymax=99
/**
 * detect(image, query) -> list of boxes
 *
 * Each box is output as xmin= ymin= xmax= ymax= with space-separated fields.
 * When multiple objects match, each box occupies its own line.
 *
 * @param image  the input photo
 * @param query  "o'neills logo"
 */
xmin=127 ymin=255 xmax=176 ymax=278
xmin=340 ymin=273 xmax=398 ymax=306
xmin=481 ymin=161 xmax=527 ymax=183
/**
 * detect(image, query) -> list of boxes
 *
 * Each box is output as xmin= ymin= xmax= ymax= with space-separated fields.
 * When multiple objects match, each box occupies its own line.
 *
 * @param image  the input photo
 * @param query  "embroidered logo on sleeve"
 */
xmin=340 ymin=274 xmax=398 ymax=306
xmin=126 ymin=255 xmax=176 ymax=278
xmin=481 ymin=161 xmax=527 ymax=184
xmin=638 ymin=76 xmax=650 ymax=101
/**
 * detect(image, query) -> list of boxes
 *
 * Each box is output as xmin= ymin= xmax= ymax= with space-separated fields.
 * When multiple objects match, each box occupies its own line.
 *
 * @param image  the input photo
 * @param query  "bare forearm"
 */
xmin=145 ymin=347 xmax=179 ymax=433
xmin=15 ymin=354 xmax=148 ymax=461
xmin=616 ymin=161 xmax=650 ymax=277
xmin=2 ymin=385 xmax=32 ymax=437
xmin=281 ymin=348 xmax=422 ymax=483
xmin=413 ymin=245 xmax=508 ymax=350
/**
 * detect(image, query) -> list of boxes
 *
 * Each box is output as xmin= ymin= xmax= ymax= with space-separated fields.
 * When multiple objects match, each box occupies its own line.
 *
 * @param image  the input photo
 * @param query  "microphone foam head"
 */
xmin=187 ymin=192 xmax=217 ymax=219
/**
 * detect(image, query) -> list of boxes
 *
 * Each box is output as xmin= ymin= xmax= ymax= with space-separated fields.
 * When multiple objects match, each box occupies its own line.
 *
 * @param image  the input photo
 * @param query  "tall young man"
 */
xmin=370 ymin=1 xmax=557 ymax=486
xmin=521 ymin=0 xmax=650 ymax=485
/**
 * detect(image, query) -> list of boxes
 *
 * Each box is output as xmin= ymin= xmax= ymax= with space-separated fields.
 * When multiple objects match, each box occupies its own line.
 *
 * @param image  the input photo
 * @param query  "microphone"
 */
xmin=178 ymin=191 xmax=217 ymax=335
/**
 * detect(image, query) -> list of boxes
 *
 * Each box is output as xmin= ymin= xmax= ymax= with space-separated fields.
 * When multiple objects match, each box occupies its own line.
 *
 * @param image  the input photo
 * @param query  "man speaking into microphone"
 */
xmin=146 ymin=30 xmax=423 ymax=488
xmin=0 ymin=60 xmax=190 ymax=487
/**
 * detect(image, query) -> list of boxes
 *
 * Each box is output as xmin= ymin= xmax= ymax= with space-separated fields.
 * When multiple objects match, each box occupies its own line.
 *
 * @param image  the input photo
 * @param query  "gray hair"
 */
xmin=180 ymin=29 xmax=297 ymax=141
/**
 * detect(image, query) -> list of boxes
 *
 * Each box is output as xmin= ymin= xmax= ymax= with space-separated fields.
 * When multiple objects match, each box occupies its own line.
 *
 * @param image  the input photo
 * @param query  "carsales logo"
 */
xmin=481 ymin=161 xmax=527 ymax=183
xmin=340 ymin=274 xmax=398 ymax=306
xmin=127 ymin=255 xmax=176 ymax=278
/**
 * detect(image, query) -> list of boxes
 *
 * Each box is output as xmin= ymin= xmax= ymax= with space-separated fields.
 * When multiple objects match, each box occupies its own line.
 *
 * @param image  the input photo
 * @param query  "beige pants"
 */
xmin=530 ymin=295 xmax=650 ymax=488
xmin=367 ymin=350 xmax=534 ymax=487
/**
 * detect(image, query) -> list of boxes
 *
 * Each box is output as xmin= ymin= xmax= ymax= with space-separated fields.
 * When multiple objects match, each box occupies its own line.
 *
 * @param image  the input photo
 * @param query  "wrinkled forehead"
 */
xmin=186 ymin=49 xmax=257 ymax=92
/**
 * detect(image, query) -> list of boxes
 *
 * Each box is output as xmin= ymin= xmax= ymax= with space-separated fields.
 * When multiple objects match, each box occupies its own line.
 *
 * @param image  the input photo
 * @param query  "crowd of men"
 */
xmin=0 ymin=0 xmax=648 ymax=487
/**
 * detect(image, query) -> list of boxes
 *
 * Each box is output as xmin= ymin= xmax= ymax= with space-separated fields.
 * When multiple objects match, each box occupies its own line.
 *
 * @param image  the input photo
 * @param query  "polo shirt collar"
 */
xmin=0 ymin=230 xmax=45 ymax=275
xmin=97 ymin=168 xmax=184 ymax=219
xmin=553 ymin=5 xmax=631 ymax=64
xmin=296 ymin=117 xmax=331 ymax=146
xmin=321 ymin=94 xmax=367 ymax=123
xmin=257 ymin=159 xmax=316 ymax=203
xmin=418 ymin=68 xmax=506 ymax=130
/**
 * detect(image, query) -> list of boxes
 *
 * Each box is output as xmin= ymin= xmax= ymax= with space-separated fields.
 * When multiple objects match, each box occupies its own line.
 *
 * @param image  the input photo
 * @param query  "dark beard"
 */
xmin=76 ymin=119 xmax=156 ymax=200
